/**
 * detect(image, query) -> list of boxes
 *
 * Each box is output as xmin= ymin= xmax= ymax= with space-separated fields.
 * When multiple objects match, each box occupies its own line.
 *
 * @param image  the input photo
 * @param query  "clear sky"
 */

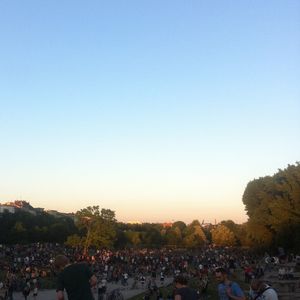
xmin=0 ymin=1 xmax=299 ymax=224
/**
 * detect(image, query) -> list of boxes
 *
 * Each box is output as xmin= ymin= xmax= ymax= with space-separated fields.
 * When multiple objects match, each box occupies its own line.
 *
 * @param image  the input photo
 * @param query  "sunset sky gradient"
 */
xmin=0 ymin=1 xmax=299 ymax=224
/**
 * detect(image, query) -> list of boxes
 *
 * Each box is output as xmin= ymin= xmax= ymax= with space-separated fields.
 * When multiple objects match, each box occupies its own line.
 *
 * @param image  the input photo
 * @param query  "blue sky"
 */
xmin=0 ymin=0 xmax=299 ymax=223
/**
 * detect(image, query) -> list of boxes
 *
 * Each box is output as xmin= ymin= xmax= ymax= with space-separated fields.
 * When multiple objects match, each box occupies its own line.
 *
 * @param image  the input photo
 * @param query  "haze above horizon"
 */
xmin=0 ymin=1 xmax=299 ymax=224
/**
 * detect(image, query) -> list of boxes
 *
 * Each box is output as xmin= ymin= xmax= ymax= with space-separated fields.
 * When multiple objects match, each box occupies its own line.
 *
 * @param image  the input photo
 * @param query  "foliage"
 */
xmin=0 ymin=210 xmax=77 ymax=244
xmin=124 ymin=230 xmax=142 ymax=247
xmin=211 ymin=224 xmax=236 ymax=246
xmin=242 ymin=162 xmax=300 ymax=250
xmin=183 ymin=220 xmax=207 ymax=248
xmin=65 ymin=234 xmax=83 ymax=247
xmin=75 ymin=206 xmax=117 ymax=253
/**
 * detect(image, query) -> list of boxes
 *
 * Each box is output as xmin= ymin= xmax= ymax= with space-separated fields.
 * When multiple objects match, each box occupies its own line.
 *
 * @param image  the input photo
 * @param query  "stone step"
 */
xmin=278 ymin=292 xmax=300 ymax=300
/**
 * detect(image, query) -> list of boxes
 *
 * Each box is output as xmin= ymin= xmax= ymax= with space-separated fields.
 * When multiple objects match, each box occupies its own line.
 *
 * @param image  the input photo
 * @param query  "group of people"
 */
xmin=53 ymin=248 xmax=280 ymax=300
xmin=215 ymin=267 xmax=279 ymax=300
xmin=0 ymin=243 xmax=65 ymax=300
xmin=278 ymin=266 xmax=294 ymax=280
xmin=0 ymin=243 xmax=287 ymax=300
xmin=53 ymin=258 xmax=279 ymax=300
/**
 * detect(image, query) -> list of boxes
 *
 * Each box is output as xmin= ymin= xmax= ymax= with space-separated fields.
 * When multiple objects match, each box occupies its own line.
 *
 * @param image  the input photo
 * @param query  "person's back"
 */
xmin=58 ymin=263 xmax=94 ymax=300
xmin=174 ymin=275 xmax=198 ymax=300
xmin=175 ymin=286 xmax=198 ymax=300
xmin=55 ymin=255 xmax=97 ymax=300
xmin=260 ymin=286 xmax=278 ymax=300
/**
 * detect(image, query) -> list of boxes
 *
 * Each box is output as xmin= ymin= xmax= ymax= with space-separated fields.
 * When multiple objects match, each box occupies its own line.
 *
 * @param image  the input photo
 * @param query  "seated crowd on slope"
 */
xmin=0 ymin=243 xmax=297 ymax=299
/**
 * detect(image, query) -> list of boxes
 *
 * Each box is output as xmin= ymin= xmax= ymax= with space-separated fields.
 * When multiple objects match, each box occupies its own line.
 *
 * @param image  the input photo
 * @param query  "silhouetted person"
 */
xmin=55 ymin=254 xmax=97 ymax=300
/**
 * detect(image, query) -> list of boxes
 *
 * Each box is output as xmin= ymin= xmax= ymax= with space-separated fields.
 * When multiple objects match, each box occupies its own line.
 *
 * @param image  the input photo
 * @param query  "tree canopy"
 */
xmin=243 ymin=162 xmax=300 ymax=250
xmin=73 ymin=206 xmax=117 ymax=254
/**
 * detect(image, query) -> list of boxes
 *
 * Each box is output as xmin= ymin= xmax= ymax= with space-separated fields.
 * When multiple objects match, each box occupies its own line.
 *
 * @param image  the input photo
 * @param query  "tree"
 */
xmin=141 ymin=227 xmax=163 ymax=247
xmin=11 ymin=221 xmax=27 ymax=243
xmin=49 ymin=223 xmax=70 ymax=243
xmin=242 ymin=163 xmax=300 ymax=250
xmin=220 ymin=220 xmax=245 ymax=246
xmin=65 ymin=234 xmax=83 ymax=248
xmin=125 ymin=230 xmax=141 ymax=247
xmin=211 ymin=224 xmax=236 ymax=246
xmin=172 ymin=221 xmax=186 ymax=232
xmin=183 ymin=220 xmax=207 ymax=248
xmin=166 ymin=226 xmax=182 ymax=247
xmin=74 ymin=206 xmax=117 ymax=254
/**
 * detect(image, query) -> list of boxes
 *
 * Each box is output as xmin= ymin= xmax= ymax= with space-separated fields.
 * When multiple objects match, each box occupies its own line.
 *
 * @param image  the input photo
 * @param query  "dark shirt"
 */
xmin=57 ymin=262 xmax=94 ymax=300
xmin=175 ymin=287 xmax=198 ymax=300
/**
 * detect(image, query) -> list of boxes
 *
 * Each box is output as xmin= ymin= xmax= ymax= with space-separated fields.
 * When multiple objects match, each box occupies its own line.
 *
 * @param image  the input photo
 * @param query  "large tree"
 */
xmin=242 ymin=162 xmax=300 ymax=250
xmin=75 ymin=206 xmax=117 ymax=254
xmin=183 ymin=220 xmax=207 ymax=248
xmin=211 ymin=224 xmax=236 ymax=246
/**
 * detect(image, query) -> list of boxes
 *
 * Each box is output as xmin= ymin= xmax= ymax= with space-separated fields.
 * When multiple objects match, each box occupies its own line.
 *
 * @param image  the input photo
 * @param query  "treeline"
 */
xmin=0 ymin=206 xmax=245 ymax=249
xmin=115 ymin=220 xmax=248 ymax=249
xmin=1 ymin=162 xmax=299 ymax=252
xmin=66 ymin=209 xmax=247 ymax=251
xmin=0 ymin=210 xmax=77 ymax=244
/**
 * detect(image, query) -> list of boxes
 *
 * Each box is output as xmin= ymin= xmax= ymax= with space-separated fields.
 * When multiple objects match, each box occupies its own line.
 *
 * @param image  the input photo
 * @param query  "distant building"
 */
xmin=0 ymin=200 xmax=36 ymax=215
xmin=0 ymin=205 xmax=16 ymax=214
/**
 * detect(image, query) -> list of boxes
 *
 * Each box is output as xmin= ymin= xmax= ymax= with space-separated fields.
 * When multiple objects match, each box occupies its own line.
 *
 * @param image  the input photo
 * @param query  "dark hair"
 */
xmin=174 ymin=275 xmax=188 ymax=285
xmin=215 ymin=267 xmax=227 ymax=275
xmin=54 ymin=255 xmax=70 ymax=269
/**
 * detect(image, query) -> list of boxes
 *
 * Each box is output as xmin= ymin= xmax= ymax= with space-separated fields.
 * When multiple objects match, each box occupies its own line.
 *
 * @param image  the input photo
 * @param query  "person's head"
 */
xmin=174 ymin=275 xmax=188 ymax=288
xmin=215 ymin=267 xmax=228 ymax=283
xmin=250 ymin=279 xmax=263 ymax=292
xmin=54 ymin=255 xmax=70 ymax=270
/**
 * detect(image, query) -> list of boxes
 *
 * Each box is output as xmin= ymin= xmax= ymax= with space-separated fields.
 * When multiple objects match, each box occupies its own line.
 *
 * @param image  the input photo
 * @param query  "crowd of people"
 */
xmin=0 ymin=243 xmax=296 ymax=299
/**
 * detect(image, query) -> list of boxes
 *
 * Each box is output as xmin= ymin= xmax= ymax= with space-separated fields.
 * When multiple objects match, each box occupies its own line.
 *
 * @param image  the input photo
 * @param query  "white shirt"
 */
xmin=262 ymin=288 xmax=278 ymax=300
xmin=255 ymin=286 xmax=278 ymax=300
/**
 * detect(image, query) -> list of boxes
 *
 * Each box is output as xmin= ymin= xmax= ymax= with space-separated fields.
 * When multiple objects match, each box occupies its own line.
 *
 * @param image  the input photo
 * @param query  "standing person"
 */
xmin=6 ymin=281 xmax=14 ymax=300
xmin=140 ymin=275 xmax=146 ymax=288
xmin=32 ymin=278 xmax=38 ymax=300
xmin=33 ymin=286 xmax=38 ymax=300
xmin=160 ymin=272 xmax=165 ymax=286
xmin=5 ymin=271 xmax=15 ymax=300
xmin=174 ymin=275 xmax=198 ymax=300
xmin=249 ymin=279 xmax=278 ymax=300
xmin=215 ymin=268 xmax=245 ymax=300
xmin=55 ymin=255 xmax=97 ymax=300
xmin=122 ymin=272 xmax=128 ymax=286
xmin=97 ymin=278 xmax=107 ymax=300
xmin=22 ymin=282 xmax=30 ymax=300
